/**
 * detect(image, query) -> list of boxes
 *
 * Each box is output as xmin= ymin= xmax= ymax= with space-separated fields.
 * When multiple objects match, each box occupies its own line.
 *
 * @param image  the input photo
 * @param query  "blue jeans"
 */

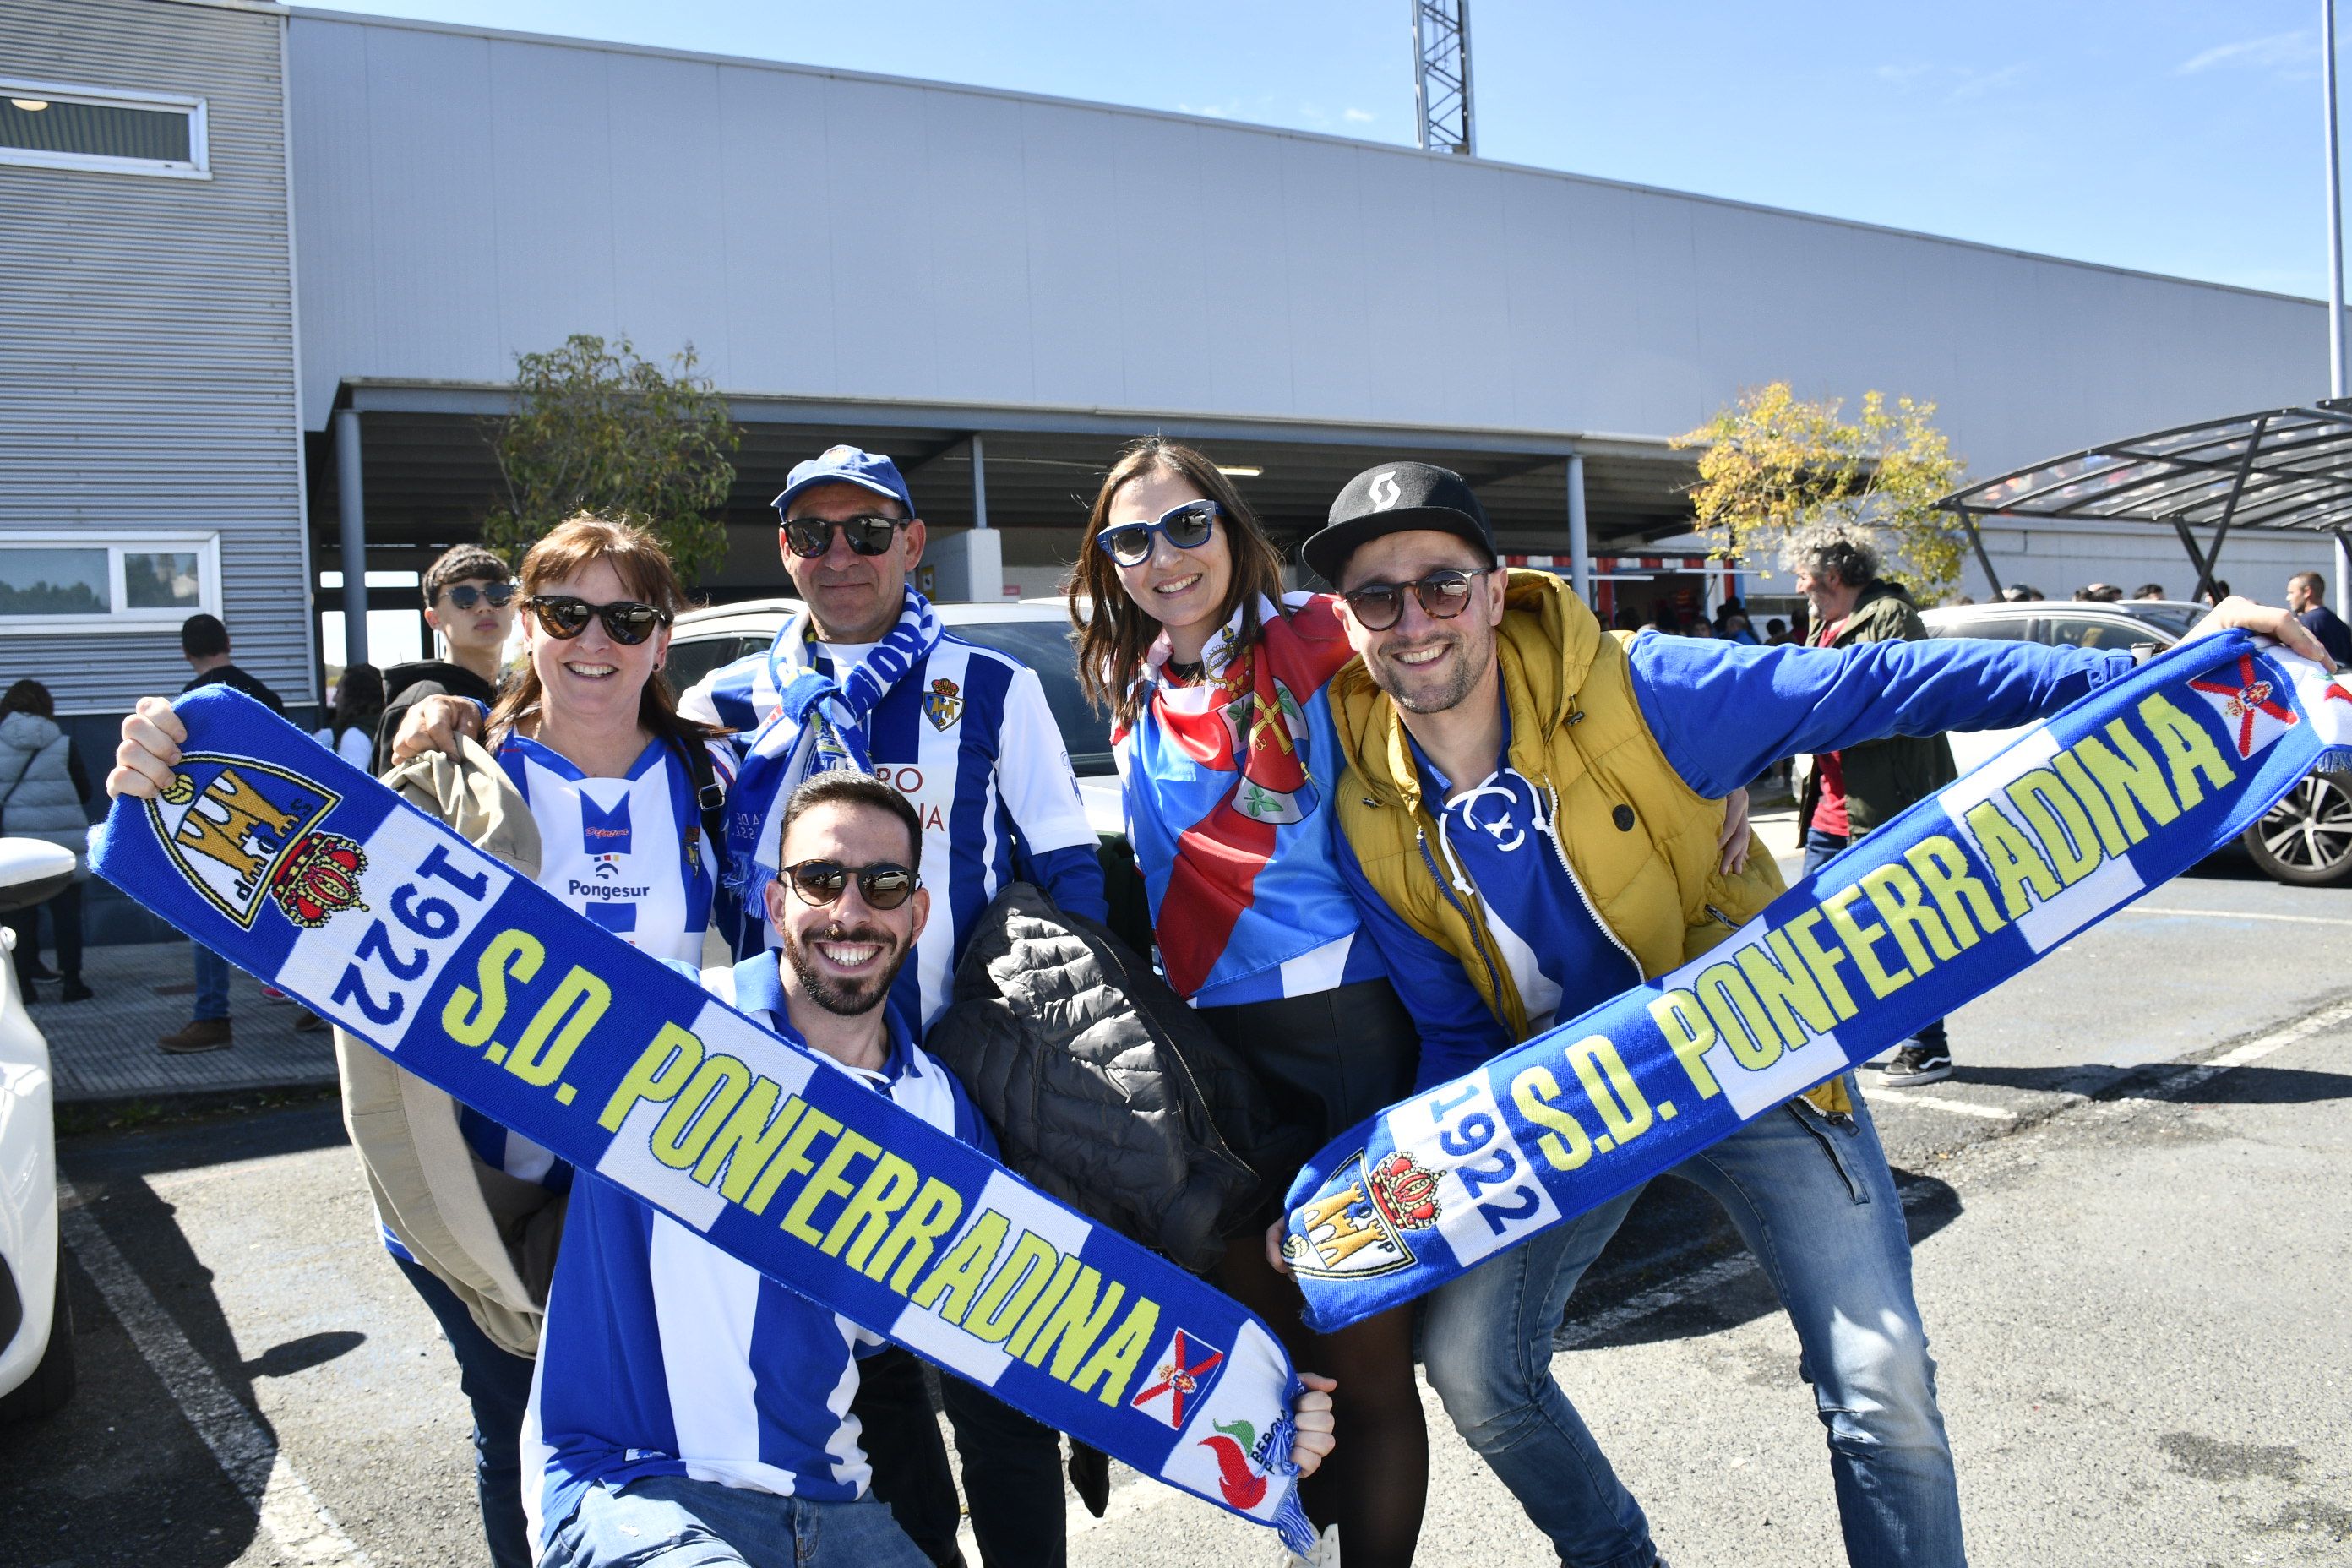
xmin=1800 ymin=830 xmax=1946 ymax=1056
xmin=192 ymin=941 xmax=231 ymax=1021
xmin=542 ymin=1475 xmax=930 ymax=1568
xmin=1422 ymin=1089 xmax=1963 ymax=1568
xmin=394 ymin=1255 xmax=536 ymax=1568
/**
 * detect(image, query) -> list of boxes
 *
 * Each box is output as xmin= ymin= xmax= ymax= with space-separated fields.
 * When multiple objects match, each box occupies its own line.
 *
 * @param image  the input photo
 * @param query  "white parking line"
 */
xmin=57 ymin=1179 xmax=372 ymax=1567
xmin=1870 ymin=1092 xmax=2018 ymax=1122
xmin=2116 ymin=905 xmax=2352 ymax=928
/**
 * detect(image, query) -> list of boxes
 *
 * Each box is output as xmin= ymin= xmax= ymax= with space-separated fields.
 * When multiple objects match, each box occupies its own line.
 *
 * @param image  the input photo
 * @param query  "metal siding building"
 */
xmin=0 ymin=0 xmax=311 ymax=714
xmin=278 ymin=9 xmax=2344 ymax=607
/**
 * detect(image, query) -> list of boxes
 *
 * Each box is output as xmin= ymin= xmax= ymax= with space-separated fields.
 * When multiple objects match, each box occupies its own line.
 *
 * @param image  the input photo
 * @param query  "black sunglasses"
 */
xmin=1095 ymin=499 xmax=1222 ymax=568
xmin=523 ymin=595 xmax=671 ymax=646
xmin=783 ymin=514 xmax=907 ymax=559
xmin=440 ymin=581 xmax=516 ymax=611
xmin=1340 ymin=568 xmax=1498 ymax=632
xmin=782 ymin=859 xmax=920 ymax=911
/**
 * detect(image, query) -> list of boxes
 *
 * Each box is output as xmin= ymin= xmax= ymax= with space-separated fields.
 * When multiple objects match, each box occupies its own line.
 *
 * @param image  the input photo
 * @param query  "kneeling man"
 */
xmin=526 ymin=772 xmax=1337 ymax=1565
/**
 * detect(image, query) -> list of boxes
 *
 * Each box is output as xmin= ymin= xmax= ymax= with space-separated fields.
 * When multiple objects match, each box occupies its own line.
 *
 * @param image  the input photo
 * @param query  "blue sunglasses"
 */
xmin=1096 ymin=499 xmax=1222 ymax=567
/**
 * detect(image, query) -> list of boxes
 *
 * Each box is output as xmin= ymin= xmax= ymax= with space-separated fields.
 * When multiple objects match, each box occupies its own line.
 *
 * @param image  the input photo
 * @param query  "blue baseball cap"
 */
xmin=771 ymin=445 xmax=917 ymax=519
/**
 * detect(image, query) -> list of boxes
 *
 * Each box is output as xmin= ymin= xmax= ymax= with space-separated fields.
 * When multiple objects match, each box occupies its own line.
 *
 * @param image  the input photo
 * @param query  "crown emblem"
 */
xmin=268 ymin=832 xmax=370 ymax=928
xmin=1367 ymin=1150 xmax=1441 ymax=1231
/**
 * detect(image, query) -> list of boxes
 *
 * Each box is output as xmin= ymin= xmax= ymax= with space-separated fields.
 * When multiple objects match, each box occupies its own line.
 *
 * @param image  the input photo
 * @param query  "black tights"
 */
xmin=1215 ymin=1233 xmax=1428 ymax=1568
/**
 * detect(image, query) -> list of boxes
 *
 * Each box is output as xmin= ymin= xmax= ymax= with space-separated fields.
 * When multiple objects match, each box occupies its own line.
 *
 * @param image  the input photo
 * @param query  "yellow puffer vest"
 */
xmin=1332 ymin=569 xmax=1848 ymax=1115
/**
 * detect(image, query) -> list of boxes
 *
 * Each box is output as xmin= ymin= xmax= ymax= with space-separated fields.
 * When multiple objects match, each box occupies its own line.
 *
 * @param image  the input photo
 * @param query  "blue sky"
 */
xmin=324 ymin=0 xmax=2346 ymax=298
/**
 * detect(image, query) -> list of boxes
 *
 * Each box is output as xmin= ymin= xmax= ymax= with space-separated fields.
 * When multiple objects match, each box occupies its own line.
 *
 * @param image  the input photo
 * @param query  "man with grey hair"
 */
xmin=1783 ymin=521 xmax=1960 ymax=1086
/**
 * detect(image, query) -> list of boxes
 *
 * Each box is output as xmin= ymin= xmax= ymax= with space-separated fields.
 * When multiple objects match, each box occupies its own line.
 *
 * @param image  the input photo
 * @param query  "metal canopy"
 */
xmin=1937 ymin=400 xmax=2352 ymax=599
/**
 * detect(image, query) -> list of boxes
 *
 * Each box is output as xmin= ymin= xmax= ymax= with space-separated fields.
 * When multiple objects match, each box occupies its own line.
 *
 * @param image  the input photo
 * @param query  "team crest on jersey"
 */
xmin=580 ymin=792 xmax=633 ymax=854
xmin=147 ymin=755 xmax=368 ymax=930
xmin=923 ymin=677 xmax=963 ymax=732
xmin=1128 ymin=1328 xmax=1226 ymax=1430
xmin=1282 ymin=1151 xmax=1422 ymax=1281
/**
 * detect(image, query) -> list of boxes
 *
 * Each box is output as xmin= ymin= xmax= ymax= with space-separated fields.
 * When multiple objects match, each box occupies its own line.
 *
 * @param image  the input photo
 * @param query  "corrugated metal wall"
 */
xmin=0 ymin=0 xmax=312 ymax=716
xmin=288 ymin=12 xmax=2324 ymax=483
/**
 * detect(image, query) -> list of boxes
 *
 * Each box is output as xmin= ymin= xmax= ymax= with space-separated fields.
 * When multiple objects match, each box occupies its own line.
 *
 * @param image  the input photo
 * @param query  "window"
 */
xmin=0 ymin=533 xmax=220 ymax=634
xmin=0 ymin=78 xmax=207 ymax=179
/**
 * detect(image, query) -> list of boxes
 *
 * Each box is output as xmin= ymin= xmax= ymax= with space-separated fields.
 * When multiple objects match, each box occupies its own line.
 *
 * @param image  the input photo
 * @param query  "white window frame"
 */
xmin=0 ymin=76 xmax=209 ymax=180
xmin=0 ymin=531 xmax=222 ymax=634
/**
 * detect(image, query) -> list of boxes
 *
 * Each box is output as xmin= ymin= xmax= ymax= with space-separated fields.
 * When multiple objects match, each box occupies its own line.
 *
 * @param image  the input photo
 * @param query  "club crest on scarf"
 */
xmin=1129 ymin=1327 xmax=1226 ymax=1430
xmin=1280 ymin=1149 xmax=1424 ymax=1281
xmin=149 ymin=754 xmax=367 ymax=929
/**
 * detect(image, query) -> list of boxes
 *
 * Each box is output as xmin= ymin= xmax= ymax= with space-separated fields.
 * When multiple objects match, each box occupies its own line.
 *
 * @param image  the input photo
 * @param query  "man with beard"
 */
xmin=1299 ymin=461 xmax=2320 ymax=1568
xmin=524 ymin=773 xmax=995 ymax=1567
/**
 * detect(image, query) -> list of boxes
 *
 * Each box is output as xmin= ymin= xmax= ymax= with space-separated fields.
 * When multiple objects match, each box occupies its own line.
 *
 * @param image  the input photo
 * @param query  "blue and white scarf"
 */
xmin=90 ymin=685 xmax=1318 ymax=1552
xmin=1282 ymin=633 xmax=2352 ymax=1331
xmin=725 ymin=588 xmax=942 ymax=923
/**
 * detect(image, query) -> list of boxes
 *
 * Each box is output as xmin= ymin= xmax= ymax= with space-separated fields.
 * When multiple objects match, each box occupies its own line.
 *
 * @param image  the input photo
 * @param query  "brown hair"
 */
xmin=779 ymin=771 xmax=923 ymax=869
xmin=1069 ymin=438 xmax=1289 ymax=725
xmin=488 ymin=513 xmax=717 ymax=745
xmin=0 ymin=679 xmax=54 ymax=719
xmin=424 ymin=542 xmax=513 ymax=606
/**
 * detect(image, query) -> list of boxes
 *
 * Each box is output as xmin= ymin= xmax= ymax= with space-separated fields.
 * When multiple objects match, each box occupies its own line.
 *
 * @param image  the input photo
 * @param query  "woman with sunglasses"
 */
xmin=1070 ymin=438 xmax=1428 ymax=1568
xmin=111 ymin=514 xmax=723 ymax=1568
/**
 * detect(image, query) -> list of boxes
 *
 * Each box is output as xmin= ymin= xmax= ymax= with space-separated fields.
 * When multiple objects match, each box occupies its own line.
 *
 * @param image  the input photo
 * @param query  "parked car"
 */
xmin=666 ymin=598 xmax=1155 ymax=945
xmin=0 ymin=836 xmax=78 ymax=1422
xmin=1920 ymin=599 xmax=2352 ymax=887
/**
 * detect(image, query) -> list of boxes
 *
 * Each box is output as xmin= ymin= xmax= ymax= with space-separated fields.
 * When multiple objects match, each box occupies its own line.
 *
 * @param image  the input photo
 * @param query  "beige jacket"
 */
xmin=335 ymin=738 xmax=559 ymax=1358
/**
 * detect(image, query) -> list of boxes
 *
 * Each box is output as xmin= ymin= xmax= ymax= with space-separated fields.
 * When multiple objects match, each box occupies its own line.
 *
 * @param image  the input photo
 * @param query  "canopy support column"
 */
xmin=1565 ymin=454 xmax=1590 ymax=603
xmin=1959 ymin=511 xmax=2002 ymax=598
xmin=969 ymin=433 xmax=989 ymax=530
xmin=335 ymin=408 xmax=368 ymax=667
xmin=2336 ymin=527 xmax=2350 ymax=618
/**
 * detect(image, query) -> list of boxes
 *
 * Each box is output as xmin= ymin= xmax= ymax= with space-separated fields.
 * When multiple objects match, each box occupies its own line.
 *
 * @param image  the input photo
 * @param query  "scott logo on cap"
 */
xmin=1369 ymin=471 xmax=1403 ymax=510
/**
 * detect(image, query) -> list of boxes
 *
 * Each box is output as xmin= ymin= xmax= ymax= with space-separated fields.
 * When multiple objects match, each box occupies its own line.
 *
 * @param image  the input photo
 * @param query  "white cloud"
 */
xmin=1949 ymin=60 xmax=2031 ymax=102
xmin=1177 ymin=99 xmax=1239 ymax=119
xmin=1875 ymin=63 xmax=1933 ymax=85
xmin=2177 ymin=30 xmax=2311 ymax=76
xmin=1342 ymin=106 xmax=1375 ymax=123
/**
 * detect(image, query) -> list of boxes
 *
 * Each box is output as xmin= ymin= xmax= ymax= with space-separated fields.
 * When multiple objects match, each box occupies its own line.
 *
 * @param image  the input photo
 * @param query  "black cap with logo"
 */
xmin=1303 ymin=461 xmax=1498 ymax=584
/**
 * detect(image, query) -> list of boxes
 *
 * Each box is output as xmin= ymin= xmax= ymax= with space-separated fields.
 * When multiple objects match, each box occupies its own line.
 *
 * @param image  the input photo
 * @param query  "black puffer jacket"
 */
xmin=926 ymin=883 xmax=1313 ymax=1272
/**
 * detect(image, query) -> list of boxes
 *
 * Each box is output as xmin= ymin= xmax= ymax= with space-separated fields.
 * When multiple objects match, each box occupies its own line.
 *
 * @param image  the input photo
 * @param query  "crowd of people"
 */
xmin=101 ymin=442 xmax=2332 ymax=1568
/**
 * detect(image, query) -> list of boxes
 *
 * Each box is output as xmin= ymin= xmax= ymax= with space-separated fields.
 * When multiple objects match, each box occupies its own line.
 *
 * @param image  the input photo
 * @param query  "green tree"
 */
xmin=483 ymin=335 xmax=739 ymax=580
xmin=1672 ymin=382 xmax=1968 ymax=604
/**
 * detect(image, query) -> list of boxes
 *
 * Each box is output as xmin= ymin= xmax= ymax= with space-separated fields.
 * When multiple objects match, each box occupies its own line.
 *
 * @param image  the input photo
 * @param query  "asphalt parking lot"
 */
xmin=6 ymin=840 xmax=2348 ymax=1567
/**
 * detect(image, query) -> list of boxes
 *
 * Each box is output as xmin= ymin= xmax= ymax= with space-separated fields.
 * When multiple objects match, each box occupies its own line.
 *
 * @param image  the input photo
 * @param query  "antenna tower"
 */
xmin=1413 ymin=0 xmax=1474 ymax=155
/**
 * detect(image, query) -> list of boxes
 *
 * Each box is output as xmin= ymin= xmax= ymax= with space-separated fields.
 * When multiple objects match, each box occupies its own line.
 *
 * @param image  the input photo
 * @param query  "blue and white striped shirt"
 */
xmin=522 ymin=954 xmax=994 ymax=1547
xmin=685 ymin=628 xmax=1106 ymax=1027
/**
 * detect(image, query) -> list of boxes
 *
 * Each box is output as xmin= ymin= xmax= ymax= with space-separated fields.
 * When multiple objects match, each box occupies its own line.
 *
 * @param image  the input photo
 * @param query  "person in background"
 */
xmin=2001 ymin=584 xmax=2044 ymax=602
xmin=314 ymin=662 xmax=385 ymax=770
xmin=1788 ymin=523 xmax=1960 ymax=1087
xmin=2134 ymin=582 xmax=2168 ymax=601
xmin=1070 ymin=438 xmax=1430 ymax=1568
xmin=378 ymin=545 xmax=518 ymax=774
xmin=0 ymin=679 xmax=93 ymax=1003
xmin=1714 ymin=598 xmax=1761 ymax=644
xmin=1764 ymin=615 xmax=1794 ymax=645
xmin=157 ymin=614 xmax=284 ymax=1054
xmin=2198 ymin=579 xmax=2233 ymax=606
xmin=2286 ymin=570 xmax=2352 ymax=667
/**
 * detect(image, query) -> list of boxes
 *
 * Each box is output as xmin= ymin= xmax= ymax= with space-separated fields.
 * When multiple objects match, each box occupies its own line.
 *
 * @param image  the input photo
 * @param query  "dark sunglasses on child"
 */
xmin=440 ymin=581 xmax=517 ymax=611
xmin=523 ymin=596 xmax=672 ymax=646
xmin=782 ymin=514 xmax=908 ymax=559
xmin=1094 ymin=499 xmax=1222 ymax=567
xmin=781 ymin=859 xmax=920 ymax=911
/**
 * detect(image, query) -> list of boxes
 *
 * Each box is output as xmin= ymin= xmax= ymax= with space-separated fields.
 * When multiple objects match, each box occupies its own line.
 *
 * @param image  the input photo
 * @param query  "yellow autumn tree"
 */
xmin=1673 ymin=383 xmax=1968 ymax=605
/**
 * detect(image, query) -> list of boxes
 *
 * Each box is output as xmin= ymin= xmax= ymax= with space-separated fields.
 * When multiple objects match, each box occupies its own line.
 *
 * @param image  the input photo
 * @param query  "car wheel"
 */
xmin=2240 ymin=770 xmax=2352 ymax=888
xmin=0 ymin=1231 xmax=74 ymax=1422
